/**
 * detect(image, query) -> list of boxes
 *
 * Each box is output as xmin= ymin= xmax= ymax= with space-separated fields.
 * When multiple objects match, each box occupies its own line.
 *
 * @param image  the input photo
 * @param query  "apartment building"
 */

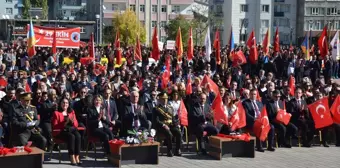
xmin=274 ymin=0 xmax=297 ymax=44
xmin=48 ymin=0 xmax=87 ymax=20
xmin=87 ymin=0 xmax=196 ymax=44
xmin=209 ymin=0 xmax=274 ymax=45
xmin=297 ymin=0 xmax=340 ymax=40
xmin=1 ymin=0 xmax=23 ymax=19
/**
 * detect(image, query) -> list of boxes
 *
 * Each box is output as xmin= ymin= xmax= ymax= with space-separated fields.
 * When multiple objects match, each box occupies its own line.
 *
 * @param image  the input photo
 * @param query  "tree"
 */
xmin=40 ymin=0 xmax=48 ymax=20
xmin=165 ymin=15 xmax=191 ymax=47
xmin=22 ymin=0 xmax=31 ymax=19
xmin=112 ymin=9 xmax=146 ymax=46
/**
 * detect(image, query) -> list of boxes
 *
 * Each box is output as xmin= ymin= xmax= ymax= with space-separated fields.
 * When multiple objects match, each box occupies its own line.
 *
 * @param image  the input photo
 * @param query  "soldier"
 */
xmin=11 ymin=92 xmax=47 ymax=150
xmin=153 ymin=92 xmax=182 ymax=157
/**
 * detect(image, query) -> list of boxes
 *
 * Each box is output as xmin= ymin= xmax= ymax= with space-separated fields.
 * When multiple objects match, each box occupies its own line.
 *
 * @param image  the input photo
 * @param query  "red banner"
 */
xmin=28 ymin=25 xmax=80 ymax=48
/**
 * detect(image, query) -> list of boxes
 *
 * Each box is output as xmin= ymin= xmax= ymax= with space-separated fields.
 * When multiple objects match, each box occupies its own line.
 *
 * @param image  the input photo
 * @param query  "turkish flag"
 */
xmin=137 ymin=78 xmax=144 ymax=90
xmin=186 ymin=76 xmax=192 ymax=95
xmin=211 ymin=94 xmax=228 ymax=125
xmin=213 ymin=30 xmax=221 ymax=65
xmin=247 ymin=30 xmax=258 ymax=64
xmin=274 ymin=27 xmax=280 ymax=52
xmin=52 ymin=26 xmax=57 ymax=62
xmin=230 ymin=101 xmax=246 ymax=131
xmin=187 ymin=27 xmax=194 ymax=61
xmin=179 ymin=100 xmax=188 ymax=126
xmin=25 ymin=83 xmax=31 ymax=93
xmin=134 ymin=36 xmax=142 ymax=61
xmin=308 ymin=97 xmax=333 ymax=129
xmin=89 ymin=33 xmax=95 ymax=59
xmin=115 ymin=30 xmax=122 ymax=65
xmin=151 ymin=26 xmax=160 ymax=61
xmin=232 ymin=50 xmax=247 ymax=67
xmin=330 ymin=95 xmax=340 ymax=124
xmin=289 ymin=75 xmax=295 ymax=96
xmin=80 ymin=57 xmax=94 ymax=65
xmin=262 ymin=29 xmax=270 ymax=55
xmin=200 ymin=75 xmax=219 ymax=95
xmin=161 ymin=55 xmax=171 ymax=89
xmin=253 ymin=105 xmax=271 ymax=141
xmin=318 ymin=26 xmax=328 ymax=58
xmin=275 ymin=109 xmax=292 ymax=125
xmin=0 ymin=78 xmax=8 ymax=88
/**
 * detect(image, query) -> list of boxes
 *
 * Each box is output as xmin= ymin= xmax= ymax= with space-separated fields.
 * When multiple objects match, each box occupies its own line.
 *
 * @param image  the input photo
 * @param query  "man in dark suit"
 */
xmin=11 ymin=93 xmax=47 ymax=150
xmin=120 ymin=91 xmax=150 ymax=137
xmin=323 ymin=56 xmax=333 ymax=84
xmin=189 ymin=93 xmax=218 ymax=155
xmin=103 ymin=88 xmax=121 ymax=134
xmin=153 ymin=92 xmax=181 ymax=157
xmin=243 ymin=89 xmax=275 ymax=152
xmin=144 ymin=90 xmax=158 ymax=121
xmin=232 ymin=67 xmax=246 ymax=89
xmin=266 ymin=90 xmax=298 ymax=148
xmin=228 ymin=81 xmax=241 ymax=101
xmin=310 ymin=56 xmax=320 ymax=84
xmin=287 ymin=87 xmax=314 ymax=147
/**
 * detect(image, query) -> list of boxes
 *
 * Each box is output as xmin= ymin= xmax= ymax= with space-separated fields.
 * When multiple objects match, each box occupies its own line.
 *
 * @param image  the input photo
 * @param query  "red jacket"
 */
xmin=52 ymin=110 xmax=79 ymax=136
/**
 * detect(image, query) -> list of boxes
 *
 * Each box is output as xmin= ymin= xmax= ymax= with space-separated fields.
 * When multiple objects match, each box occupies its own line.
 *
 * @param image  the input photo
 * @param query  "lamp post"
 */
xmin=95 ymin=14 xmax=100 ymax=45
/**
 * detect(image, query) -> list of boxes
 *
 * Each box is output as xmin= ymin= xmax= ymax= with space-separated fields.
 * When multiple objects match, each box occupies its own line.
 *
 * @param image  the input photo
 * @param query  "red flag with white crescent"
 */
xmin=274 ymin=27 xmax=280 ymax=52
xmin=230 ymin=101 xmax=246 ymax=131
xmin=247 ymin=29 xmax=258 ymax=64
xmin=115 ymin=30 xmax=122 ymax=65
xmin=318 ymin=26 xmax=329 ymax=58
xmin=289 ymin=75 xmax=295 ymax=96
xmin=178 ymin=100 xmax=188 ymax=126
xmin=330 ymin=95 xmax=340 ymax=124
xmin=187 ymin=27 xmax=194 ymax=61
xmin=275 ymin=102 xmax=292 ymax=125
xmin=308 ymin=97 xmax=333 ymax=129
xmin=253 ymin=105 xmax=271 ymax=141
xmin=186 ymin=76 xmax=192 ymax=95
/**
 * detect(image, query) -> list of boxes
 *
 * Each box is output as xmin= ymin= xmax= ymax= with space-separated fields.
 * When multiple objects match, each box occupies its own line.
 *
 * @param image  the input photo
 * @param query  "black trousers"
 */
xmin=247 ymin=123 xmax=275 ymax=149
xmin=17 ymin=131 xmax=47 ymax=150
xmin=297 ymin=119 xmax=315 ymax=145
xmin=194 ymin=123 xmax=218 ymax=151
xmin=219 ymin=124 xmax=242 ymax=135
xmin=58 ymin=128 xmax=81 ymax=155
xmin=40 ymin=122 xmax=52 ymax=149
xmin=158 ymin=125 xmax=181 ymax=151
xmin=320 ymin=123 xmax=340 ymax=145
xmin=272 ymin=122 xmax=298 ymax=145
xmin=92 ymin=127 xmax=113 ymax=154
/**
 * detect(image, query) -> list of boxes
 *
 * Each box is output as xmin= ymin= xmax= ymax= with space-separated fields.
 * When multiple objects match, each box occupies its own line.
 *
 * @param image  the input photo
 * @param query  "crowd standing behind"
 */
xmin=0 ymin=41 xmax=339 ymax=165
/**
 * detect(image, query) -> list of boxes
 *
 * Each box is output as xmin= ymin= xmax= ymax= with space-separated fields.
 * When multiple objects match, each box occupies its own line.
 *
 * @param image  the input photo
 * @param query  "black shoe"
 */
xmin=302 ymin=144 xmax=311 ymax=147
xmin=323 ymin=143 xmax=330 ymax=147
xmin=53 ymin=144 xmax=60 ymax=151
xmin=336 ymin=144 xmax=340 ymax=147
xmin=282 ymin=144 xmax=292 ymax=148
xmin=167 ymin=151 xmax=174 ymax=157
xmin=174 ymin=149 xmax=182 ymax=156
xmin=267 ymin=147 xmax=275 ymax=152
xmin=256 ymin=148 xmax=265 ymax=152
xmin=77 ymin=161 xmax=82 ymax=166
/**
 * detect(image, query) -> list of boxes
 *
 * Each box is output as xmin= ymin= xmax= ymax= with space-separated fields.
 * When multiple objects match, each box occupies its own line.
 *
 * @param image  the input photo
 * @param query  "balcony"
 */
xmin=274 ymin=12 xmax=284 ymax=17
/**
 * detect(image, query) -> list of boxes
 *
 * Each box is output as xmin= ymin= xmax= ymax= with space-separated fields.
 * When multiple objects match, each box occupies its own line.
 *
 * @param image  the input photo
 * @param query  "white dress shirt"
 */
xmin=96 ymin=106 xmax=104 ymax=128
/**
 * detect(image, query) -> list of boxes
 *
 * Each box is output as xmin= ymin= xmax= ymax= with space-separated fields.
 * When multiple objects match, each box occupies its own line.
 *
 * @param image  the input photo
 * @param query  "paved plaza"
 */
xmin=43 ymin=146 xmax=340 ymax=168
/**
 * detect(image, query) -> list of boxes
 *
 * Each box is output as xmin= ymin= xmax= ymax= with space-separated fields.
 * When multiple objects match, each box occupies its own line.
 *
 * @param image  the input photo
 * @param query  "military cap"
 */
xmin=20 ymin=92 xmax=32 ymax=101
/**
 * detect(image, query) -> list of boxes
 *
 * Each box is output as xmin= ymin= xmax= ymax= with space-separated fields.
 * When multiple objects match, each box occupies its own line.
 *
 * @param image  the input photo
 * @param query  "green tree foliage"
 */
xmin=165 ymin=15 xmax=191 ymax=47
xmin=112 ymin=9 xmax=146 ymax=46
xmin=22 ymin=0 xmax=31 ymax=19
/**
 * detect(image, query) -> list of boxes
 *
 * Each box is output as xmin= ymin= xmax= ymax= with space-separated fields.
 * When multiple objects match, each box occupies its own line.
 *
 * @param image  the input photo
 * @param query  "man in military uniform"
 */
xmin=153 ymin=92 xmax=182 ymax=157
xmin=11 ymin=92 xmax=47 ymax=150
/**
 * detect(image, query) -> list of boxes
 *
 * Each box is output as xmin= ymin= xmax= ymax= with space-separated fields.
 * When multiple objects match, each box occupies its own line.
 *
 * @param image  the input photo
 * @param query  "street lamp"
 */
xmin=95 ymin=14 xmax=100 ymax=45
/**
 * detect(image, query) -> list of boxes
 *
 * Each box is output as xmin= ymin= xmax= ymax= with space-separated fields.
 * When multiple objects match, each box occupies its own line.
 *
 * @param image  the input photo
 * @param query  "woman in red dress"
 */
xmin=52 ymin=98 xmax=82 ymax=165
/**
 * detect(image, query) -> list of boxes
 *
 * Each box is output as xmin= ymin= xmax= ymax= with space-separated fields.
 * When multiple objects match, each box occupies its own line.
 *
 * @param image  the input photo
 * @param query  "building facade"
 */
xmin=273 ymin=0 xmax=297 ymax=45
xmin=48 ymin=0 xmax=87 ymax=21
xmin=1 ymin=0 xmax=23 ymax=19
xmin=297 ymin=0 xmax=340 ymax=42
xmin=87 ymin=0 xmax=195 ymax=44
xmin=209 ymin=0 xmax=274 ymax=45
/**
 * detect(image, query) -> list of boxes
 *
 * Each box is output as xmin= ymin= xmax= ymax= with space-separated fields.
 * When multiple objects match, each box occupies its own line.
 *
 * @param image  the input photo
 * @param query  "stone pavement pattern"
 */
xmin=44 ymin=146 xmax=340 ymax=168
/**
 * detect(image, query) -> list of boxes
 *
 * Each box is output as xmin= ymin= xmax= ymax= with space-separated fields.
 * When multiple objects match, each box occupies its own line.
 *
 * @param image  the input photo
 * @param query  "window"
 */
xmin=140 ymin=5 xmax=145 ymax=12
xmin=160 ymin=21 xmax=167 ymax=28
xmin=240 ymin=4 xmax=248 ymax=12
xmin=173 ymin=5 xmax=180 ymax=13
xmin=262 ymin=5 xmax=269 ymax=13
xmin=130 ymin=5 xmax=136 ymax=11
xmin=261 ymin=20 xmax=269 ymax=28
xmin=112 ymin=4 xmax=118 ymax=11
xmin=315 ymin=21 xmax=321 ymax=30
xmin=71 ymin=11 xmax=77 ymax=16
xmin=63 ymin=10 xmax=66 ymax=15
xmin=161 ymin=5 xmax=167 ymax=12
xmin=152 ymin=21 xmax=157 ymax=28
xmin=240 ymin=19 xmax=249 ymax=28
xmin=160 ymin=36 xmax=166 ymax=42
xmin=311 ymin=7 xmax=319 ymax=15
xmin=274 ymin=4 xmax=290 ymax=13
xmin=80 ymin=27 xmax=86 ymax=34
xmin=334 ymin=21 xmax=339 ymax=30
xmin=6 ymin=0 xmax=12 ymax=3
xmin=152 ymin=5 xmax=158 ymax=13
xmin=6 ymin=8 xmax=12 ymax=14
xmin=327 ymin=7 xmax=337 ymax=15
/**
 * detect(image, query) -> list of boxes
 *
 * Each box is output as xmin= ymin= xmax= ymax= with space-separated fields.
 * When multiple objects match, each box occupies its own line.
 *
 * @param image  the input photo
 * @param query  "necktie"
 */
xmin=202 ymin=105 xmax=206 ymax=120
xmin=106 ymin=100 xmax=111 ymax=121
xmin=252 ymin=101 xmax=260 ymax=118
